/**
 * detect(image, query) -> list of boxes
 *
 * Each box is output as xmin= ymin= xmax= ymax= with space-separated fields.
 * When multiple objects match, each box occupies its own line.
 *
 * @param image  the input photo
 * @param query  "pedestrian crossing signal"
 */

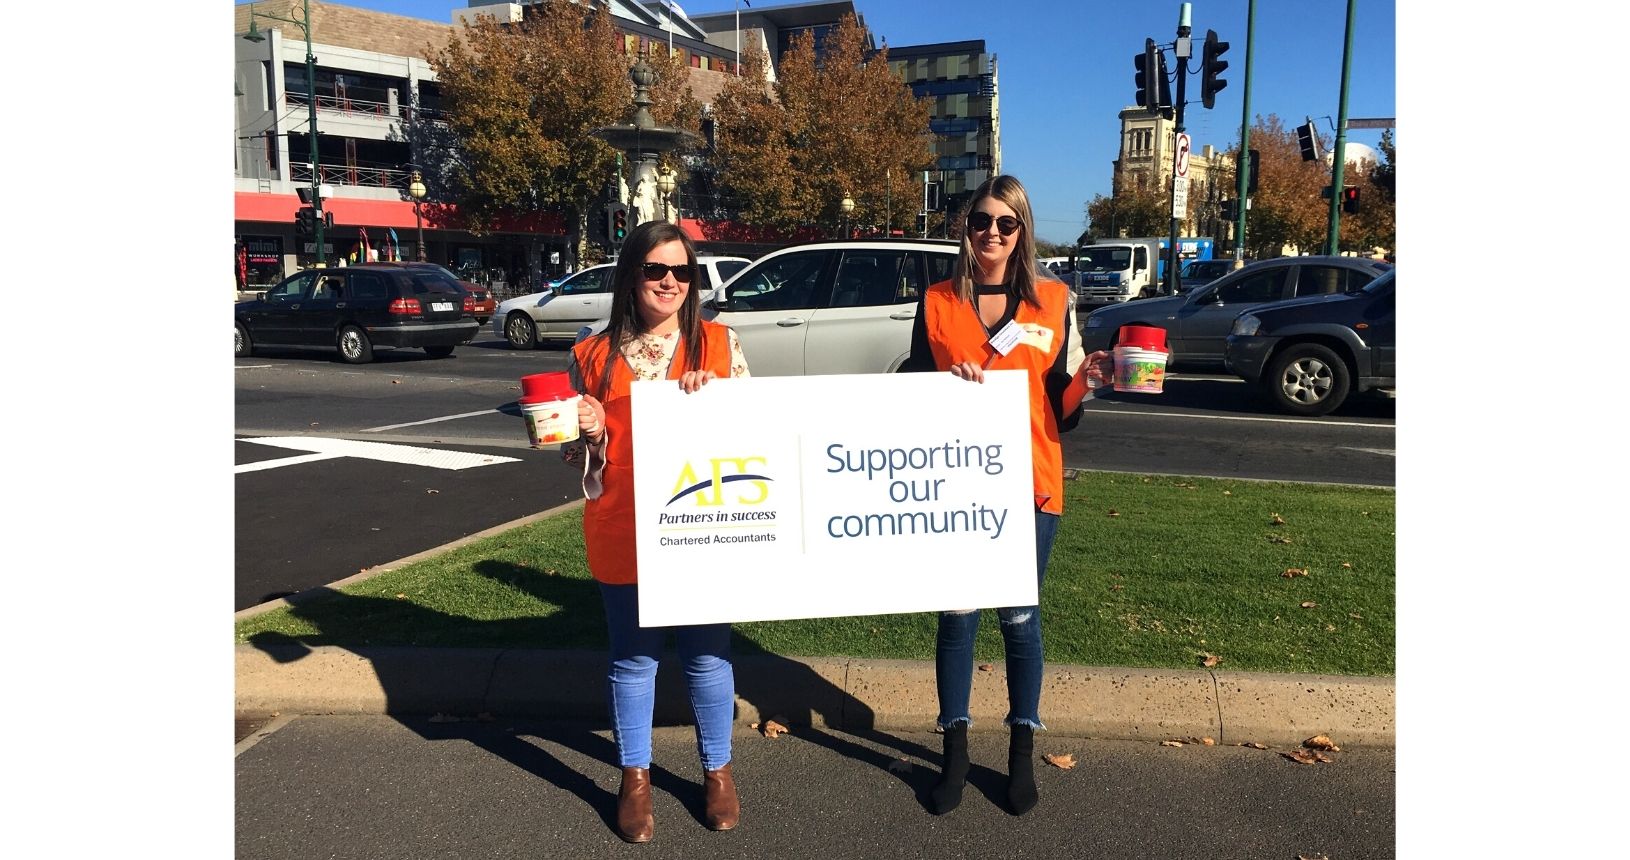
xmin=612 ymin=208 xmax=628 ymax=243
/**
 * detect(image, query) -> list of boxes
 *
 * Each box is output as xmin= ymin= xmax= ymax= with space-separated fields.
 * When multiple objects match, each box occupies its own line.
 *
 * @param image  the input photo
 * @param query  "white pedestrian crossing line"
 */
xmin=236 ymin=436 xmax=521 ymax=473
xmin=363 ymin=409 xmax=501 ymax=432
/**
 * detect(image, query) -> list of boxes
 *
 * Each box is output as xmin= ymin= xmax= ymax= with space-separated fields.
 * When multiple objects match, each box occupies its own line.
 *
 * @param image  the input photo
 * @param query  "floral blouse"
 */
xmin=572 ymin=328 xmax=750 ymax=499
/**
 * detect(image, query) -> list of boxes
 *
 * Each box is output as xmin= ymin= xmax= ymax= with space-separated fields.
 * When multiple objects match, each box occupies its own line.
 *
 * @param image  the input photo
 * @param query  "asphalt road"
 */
xmin=236 ymin=716 xmax=1396 ymax=860
xmin=234 ymin=333 xmax=1394 ymax=611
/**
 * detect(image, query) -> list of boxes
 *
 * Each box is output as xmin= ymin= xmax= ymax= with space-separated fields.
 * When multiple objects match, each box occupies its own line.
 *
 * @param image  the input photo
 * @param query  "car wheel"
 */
xmin=1264 ymin=343 xmax=1349 ymax=416
xmin=235 ymin=322 xmax=253 ymax=358
xmin=338 ymin=324 xmax=374 ymax=364
xmin=505 ymin=312 xmax=538 ymax=350
xmin=424 ymin=345 xmax=455 ymax=359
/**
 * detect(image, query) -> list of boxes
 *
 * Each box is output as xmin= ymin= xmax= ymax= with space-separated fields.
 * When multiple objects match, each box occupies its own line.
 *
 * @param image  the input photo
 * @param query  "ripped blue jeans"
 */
xmin=935 ymin=508 xmax=1060 ymax=730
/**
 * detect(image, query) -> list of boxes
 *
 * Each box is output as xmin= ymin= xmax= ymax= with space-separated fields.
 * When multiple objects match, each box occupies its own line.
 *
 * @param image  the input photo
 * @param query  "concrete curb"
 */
xmin=235 ymin=644 xmax=1393 ymax=747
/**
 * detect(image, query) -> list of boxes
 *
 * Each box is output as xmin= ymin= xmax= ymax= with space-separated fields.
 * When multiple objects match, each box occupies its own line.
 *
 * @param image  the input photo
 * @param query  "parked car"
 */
xmin=1224 ymin=267 xmax=1395 ymax=416
xmin=579 ymin=238 xmax=963 ymax=377
xmin=1178 ymin=258 xmax=1240 ymax=294
xmin=373 ymin=261 xmax=496 ymax=324
xmin=1079 ymin=255 xmax=1392 ymax=370
xmin=495 ymin=255 xmax=749 ymax=349
xmin=234 ymin=264 xmax=479 ymax=363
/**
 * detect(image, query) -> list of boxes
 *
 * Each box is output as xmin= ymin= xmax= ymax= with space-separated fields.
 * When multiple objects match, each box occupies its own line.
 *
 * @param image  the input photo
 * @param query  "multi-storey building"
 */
xmin=1110 ymin=107 xmax=1229 ymax=242
xmin=887 ymin=40 xmax=999 ymax=226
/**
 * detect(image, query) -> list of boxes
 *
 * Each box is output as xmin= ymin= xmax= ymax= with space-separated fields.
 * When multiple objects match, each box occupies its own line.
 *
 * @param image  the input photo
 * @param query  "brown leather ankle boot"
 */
xmin=703 ymin=762 xmax=740 ymax=831
xmin=616 ymin=766 xmax=654 ymax=843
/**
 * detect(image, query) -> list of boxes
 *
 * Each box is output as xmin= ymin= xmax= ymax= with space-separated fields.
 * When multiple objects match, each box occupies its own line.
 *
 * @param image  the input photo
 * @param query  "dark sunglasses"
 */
xmin=639 ymin=261 xmax=694 ymax=283
xmin=967 ymin=212 xmax=1021 ymax=236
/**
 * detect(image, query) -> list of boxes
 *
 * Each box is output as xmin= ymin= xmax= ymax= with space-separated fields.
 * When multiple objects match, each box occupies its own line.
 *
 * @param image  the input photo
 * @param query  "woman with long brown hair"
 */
xmin=568 ymin=220 xmax=751 ymax=843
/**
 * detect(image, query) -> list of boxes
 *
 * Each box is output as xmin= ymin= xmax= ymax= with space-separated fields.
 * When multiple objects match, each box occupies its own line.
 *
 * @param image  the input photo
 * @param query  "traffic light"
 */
xmin=915 ymin=213 xmax=928 ymax=236
xmin=924 ymin=181 xmax=941 ymax=212
xmin=1220 ymin=199 xmax=1238 ymax=221
xmin=612 ymin=207 xmax=628 ymax=243
xmin=1247 ymin=149 xmax=1260 ymax=194
xmin=1296 ymin=121 xmax=1321 ymax=162
xmin=1342 ymin=186 xmax=1360 ymax=214
xmin=1134 ymin=38 xmax=1163 ymax=111
xmin=295 ymin=206 xmax=317 ymax=236
xmin=1200 ymin=29 xmax=1230 ymax=109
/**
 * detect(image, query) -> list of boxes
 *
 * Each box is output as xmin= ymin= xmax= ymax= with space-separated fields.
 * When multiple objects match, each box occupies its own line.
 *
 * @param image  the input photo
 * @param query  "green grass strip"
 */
xmin=235 ymin=472 xmax=1394 ymax=675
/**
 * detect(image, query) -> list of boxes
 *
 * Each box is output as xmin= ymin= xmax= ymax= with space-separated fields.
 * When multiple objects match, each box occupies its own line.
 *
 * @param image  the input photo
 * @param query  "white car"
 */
xmin=578 ymin=238 xmax=962 ymax=376
xmin=495 ymin=256 xmax=749 ymax=349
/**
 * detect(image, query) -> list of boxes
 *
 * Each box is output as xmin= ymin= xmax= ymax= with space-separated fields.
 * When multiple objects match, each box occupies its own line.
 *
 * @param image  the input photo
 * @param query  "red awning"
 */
xmin=234 ymin=192 xmax=567 ymax=234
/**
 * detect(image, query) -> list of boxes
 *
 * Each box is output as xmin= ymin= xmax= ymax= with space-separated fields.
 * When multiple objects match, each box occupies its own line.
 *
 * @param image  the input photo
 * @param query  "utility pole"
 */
xmin=1165 ymin=3 xmax=1192 ymax=296
xmin=1325 ymin=0 xmax=1357 ymax=255
xmin=244 ymin=0 xmax=325 ymax=266
xmin=1233 ymin=0 xmax=1256 ymax=266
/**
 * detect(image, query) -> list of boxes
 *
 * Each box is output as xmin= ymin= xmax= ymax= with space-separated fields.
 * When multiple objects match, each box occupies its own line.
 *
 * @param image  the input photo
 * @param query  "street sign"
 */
xmin=1171 ymin=176 xmax=1189 ymax=218
xmin=1174 ymin=132 xmax=1191 ymax=179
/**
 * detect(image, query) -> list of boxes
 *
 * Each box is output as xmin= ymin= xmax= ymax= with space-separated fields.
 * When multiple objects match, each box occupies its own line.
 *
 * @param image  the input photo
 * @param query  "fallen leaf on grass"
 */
xmin=1107 ymin=509 xmax=1120 ymax=517
xmin=1043 ymin=753 xmax=1076 ymax=769
xmin=1281 ymin=749 xmax=1333 ymax=765
xmin=1237 ymin=742 xmax=1269 ymax=750
xmin=1348 ymin=613 xmax=1363 ymax=620
xmin=1281 ymin=567 xmax=1310 ymax=578
xmin=887 ymin=758 xmax=913 ymax=774
xmin=1222 ymin=490 xmax=1233 ymax=496
xmin=1303 ymin=734 xmax=1342 ymax=751
xmin=977 ymin=663 xmax=995 ymax=672
xmin=1341 ymin=562 xmax=1353 ymax=569
xmin=1300 ymin=601 xmax=1319 ymax=609
xmin=543 ymin=568 xmax=558 ymax=577
xmin=1268 ymin=535 xmax=1294 ymax=544
xmin=1201 ymin=654 xmax=1222 ymax=668
xmin=1109 ymin=583 xmax=1124 ymax=591
xmin=395 ymin=593 xmax=407 ymax=599
xmin=1269 ymin=513 xmax=1286 ymax=526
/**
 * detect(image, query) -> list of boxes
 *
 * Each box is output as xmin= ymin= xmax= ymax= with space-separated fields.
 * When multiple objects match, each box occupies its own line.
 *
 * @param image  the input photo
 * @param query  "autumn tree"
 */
xmin=1220 ymin=114 xmax=1329 ymax=258
xmin=1085 ymin=176 xmax=1171 ymax=240
xmin=710 ymin=14 xmax=934 ymax=234
xmin=1339 ymin=128 xmax=1395 ymax=255
xmin=428 ymin=1 xmax=697 ymax=266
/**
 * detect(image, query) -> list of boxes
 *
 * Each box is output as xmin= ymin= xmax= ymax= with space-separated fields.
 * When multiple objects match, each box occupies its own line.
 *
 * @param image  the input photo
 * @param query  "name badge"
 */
xmin=988 ymin=320 xmax=1023 ymax=356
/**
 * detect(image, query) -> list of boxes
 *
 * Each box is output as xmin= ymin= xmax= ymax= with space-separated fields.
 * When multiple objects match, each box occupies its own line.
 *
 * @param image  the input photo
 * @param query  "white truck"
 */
xmin=1069 ymin=237 xmax=1215 ymax=306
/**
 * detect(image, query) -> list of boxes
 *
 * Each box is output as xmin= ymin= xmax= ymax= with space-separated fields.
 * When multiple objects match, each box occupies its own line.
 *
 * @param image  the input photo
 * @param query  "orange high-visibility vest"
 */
xmin=922 ymin=278 xmax=1072 ymax=514
xmin=572 ymin=321 xmax=735 ymax=585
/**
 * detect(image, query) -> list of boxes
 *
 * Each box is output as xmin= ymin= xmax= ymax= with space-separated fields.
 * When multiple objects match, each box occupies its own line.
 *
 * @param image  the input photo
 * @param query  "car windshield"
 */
xmin=1076 ymin=247 xmax=1131 ymax=271
xmin=1361 ymin=269 xmax=1395 ymax=294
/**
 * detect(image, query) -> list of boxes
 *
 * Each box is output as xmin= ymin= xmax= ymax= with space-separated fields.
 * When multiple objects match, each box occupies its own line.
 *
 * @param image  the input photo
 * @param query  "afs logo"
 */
xmin=668 ymin=457 xmax=772 ymax=507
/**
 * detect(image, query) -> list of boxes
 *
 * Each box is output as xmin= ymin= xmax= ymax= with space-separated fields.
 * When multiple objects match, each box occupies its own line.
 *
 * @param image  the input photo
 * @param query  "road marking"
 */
xmin=1086 ymin=407 xmax=1390 ymax=430
xmin=1339 ymin=447 xmax=1396 ymax=457
xmin=363 ymin=409 xmax=502 ymax=432
xmin=235 ymin=364 xmax=277 ymax=369
xmin=236 ymin=436 xmax=521 ymax=472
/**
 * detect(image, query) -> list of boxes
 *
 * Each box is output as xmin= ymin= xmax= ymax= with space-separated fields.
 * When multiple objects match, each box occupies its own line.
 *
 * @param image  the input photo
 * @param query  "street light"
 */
xmin=245 ymin=0 xmax=325 ymax=266
xmin=655 ymin=167 xmax=677 ymax=223
xmin=408 ymin=170 xmax=428 ymax=261
xmin=840 ymin=195 xmax=855 ymax=238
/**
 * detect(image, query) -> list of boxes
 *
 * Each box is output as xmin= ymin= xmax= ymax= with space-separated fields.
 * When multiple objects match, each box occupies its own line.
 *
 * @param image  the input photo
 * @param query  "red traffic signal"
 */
xmin=1341 ymin=186 xmax=1360 ymax=213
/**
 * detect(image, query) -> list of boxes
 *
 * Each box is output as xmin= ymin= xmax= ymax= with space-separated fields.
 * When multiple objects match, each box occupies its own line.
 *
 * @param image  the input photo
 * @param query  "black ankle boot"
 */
xmin=930 ymin=724 xmax=970 ymax=814
xmin=1007 ymin=724 xmax=1038 ymax=815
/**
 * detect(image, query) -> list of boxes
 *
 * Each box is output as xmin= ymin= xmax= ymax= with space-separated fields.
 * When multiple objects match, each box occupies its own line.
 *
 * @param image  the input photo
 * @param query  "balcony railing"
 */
xmin=286 ymin=91 xmax=396 ymax=118
xmin=291 ymin=162 xmax=410 ymax=189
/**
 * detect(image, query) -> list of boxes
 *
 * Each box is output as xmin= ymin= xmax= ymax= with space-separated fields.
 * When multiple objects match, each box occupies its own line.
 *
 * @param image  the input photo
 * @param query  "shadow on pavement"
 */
xmin=246 ymin=559 xmax=946 ymax=829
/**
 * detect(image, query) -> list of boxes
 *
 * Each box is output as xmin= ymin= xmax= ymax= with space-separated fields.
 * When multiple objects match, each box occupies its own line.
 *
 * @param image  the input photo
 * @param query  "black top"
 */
xmin=900 ymin=283 xmax=1082 ymax=434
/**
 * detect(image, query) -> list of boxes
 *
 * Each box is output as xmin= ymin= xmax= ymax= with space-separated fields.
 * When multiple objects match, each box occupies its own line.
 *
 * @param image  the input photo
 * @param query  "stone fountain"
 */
xmin=591 ymin=54 xmax=700 ymax=227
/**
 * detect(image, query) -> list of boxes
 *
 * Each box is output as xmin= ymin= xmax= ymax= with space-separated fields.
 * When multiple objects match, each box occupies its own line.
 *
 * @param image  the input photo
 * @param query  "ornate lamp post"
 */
xmin=244 ymin=0 xmax=325 ymax=265
xmin=408 ymin=170 xmax=428 ymax=261
xmin=655 ymin=167 xmax=677 ymax=223
xmin=840 ymin=195 xmax=855 ymax=238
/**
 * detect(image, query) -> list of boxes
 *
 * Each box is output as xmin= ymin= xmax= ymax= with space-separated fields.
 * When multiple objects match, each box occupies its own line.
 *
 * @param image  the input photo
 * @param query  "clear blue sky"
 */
xmin=260 ymin=0 xmax=1396 ymax=245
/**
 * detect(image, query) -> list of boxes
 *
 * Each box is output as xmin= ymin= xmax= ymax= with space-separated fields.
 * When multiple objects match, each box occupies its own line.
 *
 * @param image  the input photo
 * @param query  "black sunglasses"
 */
xmin=639 ymin=261 xmax=694 ymax=283
xmin=966 ymin=212 xmax=1021 ymax=236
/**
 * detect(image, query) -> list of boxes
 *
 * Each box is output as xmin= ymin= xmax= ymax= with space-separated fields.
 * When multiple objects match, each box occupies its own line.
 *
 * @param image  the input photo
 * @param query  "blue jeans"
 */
xmin=935 ymin=508 xmax=1060 ymax=730
xmin=598 ymin=583 xmax=735 ymax=771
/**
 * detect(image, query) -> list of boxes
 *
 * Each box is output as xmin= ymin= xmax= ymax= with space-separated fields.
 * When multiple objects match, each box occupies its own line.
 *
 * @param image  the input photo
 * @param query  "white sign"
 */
xmin=1171 ymin=175 xmax=1189 ymax=218
xmin=1174 ymin=132 xmax=1191 ymax=179
xmin=630 ymin=372 xmax=1038 ymax=626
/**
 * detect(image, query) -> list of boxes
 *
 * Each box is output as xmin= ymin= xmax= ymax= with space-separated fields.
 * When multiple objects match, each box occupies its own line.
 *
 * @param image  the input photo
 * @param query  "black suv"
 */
xmin=1223 ymin=268 xmax=1395 ymax=416
xmin=235 ymin=264 xmax=479 ymax=364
